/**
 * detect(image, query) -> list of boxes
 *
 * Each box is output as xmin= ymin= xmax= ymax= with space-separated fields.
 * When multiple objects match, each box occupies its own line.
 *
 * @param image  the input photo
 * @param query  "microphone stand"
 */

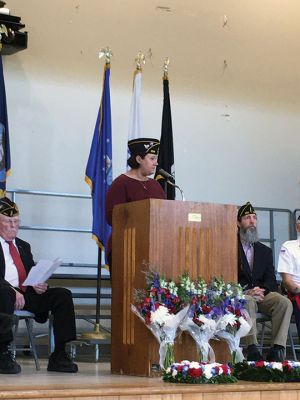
xmin=166 ymin=179 xmax=185 ymax=201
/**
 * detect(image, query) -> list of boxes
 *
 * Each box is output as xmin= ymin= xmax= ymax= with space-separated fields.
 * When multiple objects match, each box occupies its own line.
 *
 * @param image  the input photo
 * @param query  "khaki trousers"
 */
xmin=244 ymin=292 xmax=293 ymax=347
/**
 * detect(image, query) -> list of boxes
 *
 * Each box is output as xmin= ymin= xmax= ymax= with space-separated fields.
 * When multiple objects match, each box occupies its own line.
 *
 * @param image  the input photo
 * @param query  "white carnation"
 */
xmin=198 ymin=315 xmax=216 ymax=331
xmin=218 ymin=313 xmax=237 ymax=329
xmin=189 ymin=362 xmax=200 ymax=369
xmin=271 ymin=362 xmax=283 ymax=371
xmin=203 ymin=364 xmax=213 ymax=379
xmin=150 ymin=305 xmax=169 ymax=325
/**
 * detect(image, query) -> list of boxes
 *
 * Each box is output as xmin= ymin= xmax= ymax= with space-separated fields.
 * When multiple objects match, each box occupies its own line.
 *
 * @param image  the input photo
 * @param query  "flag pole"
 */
xmin=81 ymin=47 xmax=113 ymax=341
xmin=154 ymin=56 xmax=176 ymax=200
xmin=81 ymin=248 xmax=110 ymax=339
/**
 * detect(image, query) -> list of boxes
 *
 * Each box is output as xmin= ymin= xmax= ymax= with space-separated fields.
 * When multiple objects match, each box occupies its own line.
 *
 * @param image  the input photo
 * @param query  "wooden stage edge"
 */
xmin=2 ymin=381 xmax=300 ymax=400
xmin=1 ymin=361 xmax=300 ymax=400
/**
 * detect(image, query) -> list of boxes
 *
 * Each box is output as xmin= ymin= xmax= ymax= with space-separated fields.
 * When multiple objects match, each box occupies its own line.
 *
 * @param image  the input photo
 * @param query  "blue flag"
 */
xmin=0 ymin=55 xmax=11 ymax=197
xmin=85 ymin=64 xmax=112 ymax=254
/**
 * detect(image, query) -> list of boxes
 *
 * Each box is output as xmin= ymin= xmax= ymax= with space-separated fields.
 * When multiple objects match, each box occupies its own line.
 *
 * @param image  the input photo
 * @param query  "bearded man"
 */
xmin=237 ymin=202 xmax=292 ymax=362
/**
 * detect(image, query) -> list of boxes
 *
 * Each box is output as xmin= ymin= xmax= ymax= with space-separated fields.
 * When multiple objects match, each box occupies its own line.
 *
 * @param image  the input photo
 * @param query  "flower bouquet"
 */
xmin=131 ymin=269 xmax=189 ymax=370
xmin=180 ymin=277 xmax=218 ymax=362
xmin=212 ymin=277 xmax=252 ymax=363
xmin=162 ymin=360 xmax=237 ymax=384
xmin=234 ymin=360 xmax=300 ymax=382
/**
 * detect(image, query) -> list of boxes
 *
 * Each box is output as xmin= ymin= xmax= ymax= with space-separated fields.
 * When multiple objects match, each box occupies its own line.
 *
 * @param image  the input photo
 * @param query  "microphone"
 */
xmin=156 ymin=168 xmax=175 ymax=181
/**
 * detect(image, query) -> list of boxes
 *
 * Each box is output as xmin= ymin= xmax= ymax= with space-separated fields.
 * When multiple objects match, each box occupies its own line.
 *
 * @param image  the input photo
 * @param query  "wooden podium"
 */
xmin=111 ymin=199 xmax=237 ymax=376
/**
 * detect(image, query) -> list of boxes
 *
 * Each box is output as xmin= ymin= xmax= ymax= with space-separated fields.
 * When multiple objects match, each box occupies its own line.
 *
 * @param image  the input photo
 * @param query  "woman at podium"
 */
xmin=106 ymin=138 xmax=165 ymax=271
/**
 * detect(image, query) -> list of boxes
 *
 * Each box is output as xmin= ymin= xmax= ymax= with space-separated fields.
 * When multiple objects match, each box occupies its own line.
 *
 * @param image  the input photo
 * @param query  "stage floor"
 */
xmin=2 ymin=358 xmax=300 ymax=400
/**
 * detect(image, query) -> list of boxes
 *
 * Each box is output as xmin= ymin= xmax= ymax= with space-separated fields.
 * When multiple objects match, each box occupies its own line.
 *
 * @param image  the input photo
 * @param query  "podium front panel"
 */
xmin=111 ymin=199 xmax=237 ymax=376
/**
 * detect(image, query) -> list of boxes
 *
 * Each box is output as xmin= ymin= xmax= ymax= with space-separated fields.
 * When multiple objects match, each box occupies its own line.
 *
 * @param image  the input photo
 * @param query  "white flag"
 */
xmin=128 ymin=70 xmax=143 ymax=141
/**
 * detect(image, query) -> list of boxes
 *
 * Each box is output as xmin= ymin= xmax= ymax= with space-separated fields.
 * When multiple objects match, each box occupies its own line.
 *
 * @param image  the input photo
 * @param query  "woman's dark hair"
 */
xmin=127 ymin=154 xmax=145 ymax=169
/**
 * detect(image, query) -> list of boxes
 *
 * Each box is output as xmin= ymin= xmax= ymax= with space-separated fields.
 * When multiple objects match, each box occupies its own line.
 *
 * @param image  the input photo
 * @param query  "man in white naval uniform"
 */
xmin=278 ymin=216 xmax=300 ymax=340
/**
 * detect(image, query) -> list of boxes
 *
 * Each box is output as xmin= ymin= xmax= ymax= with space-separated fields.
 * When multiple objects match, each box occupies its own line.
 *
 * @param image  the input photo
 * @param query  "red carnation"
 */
xmin=255 ymin=361 xmax=265 ymax=367
xmin=282 ymin=361 xmax=292 ymax=371
xmin=222 ymin=365 xmax=228 ymax=374
xmin=189 ymin=368 xmax=202 ymax=378
xmin=202 ymin=305 xmax=211 ymax=313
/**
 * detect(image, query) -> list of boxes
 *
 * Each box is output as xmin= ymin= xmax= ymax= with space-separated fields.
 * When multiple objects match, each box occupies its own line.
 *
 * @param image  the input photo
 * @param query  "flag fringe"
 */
xmin=84 ymin=175 xmax=93 ymax=192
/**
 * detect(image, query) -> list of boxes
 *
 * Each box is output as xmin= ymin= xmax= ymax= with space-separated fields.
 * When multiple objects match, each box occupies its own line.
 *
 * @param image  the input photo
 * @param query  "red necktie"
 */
xmin=7 ymin=241 xmax=27 ymax=292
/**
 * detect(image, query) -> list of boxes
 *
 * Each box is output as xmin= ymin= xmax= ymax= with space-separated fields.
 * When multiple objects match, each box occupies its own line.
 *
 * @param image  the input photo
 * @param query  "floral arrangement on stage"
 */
xmin=131 ymin=269 xmax=252 ymax=370
xmin=180 ymin=277 xmax=251 ymax=363
xmin=131 ymin=269 xmax=189 ymax=370
xmin=162 ymin=360 xmax=237 ymax=384
xmin=180 ymin=277 xmax=218 ymax=363
xmin=212 ymin=277 xmax=252 ymax=363
xmin=234 ymin=361 xmax=300 ymax=382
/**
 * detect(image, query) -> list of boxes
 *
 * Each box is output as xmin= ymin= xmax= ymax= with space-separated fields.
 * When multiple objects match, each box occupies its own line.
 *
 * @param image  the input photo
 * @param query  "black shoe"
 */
xmin=47 ymin=351 xmax=78 ymax=373
xmin=0 ymin=313 xmax=12 ymax=334
xmin=247 ymin=344 xmax=264 ymax=361
xmin=0 ymin=350 xmax=21 ymax=374
xmin=266 ymin=346 xmax=284 ymax=362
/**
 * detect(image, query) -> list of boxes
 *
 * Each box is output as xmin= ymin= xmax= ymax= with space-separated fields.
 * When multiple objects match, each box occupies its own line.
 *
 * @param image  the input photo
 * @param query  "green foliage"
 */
xmin=234 ymin=361 xmax=300 ymax=382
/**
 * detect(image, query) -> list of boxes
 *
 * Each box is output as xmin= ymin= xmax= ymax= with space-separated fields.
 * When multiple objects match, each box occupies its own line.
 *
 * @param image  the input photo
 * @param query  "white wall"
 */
xmin=2 ymin=0 xmax=300 ymax=261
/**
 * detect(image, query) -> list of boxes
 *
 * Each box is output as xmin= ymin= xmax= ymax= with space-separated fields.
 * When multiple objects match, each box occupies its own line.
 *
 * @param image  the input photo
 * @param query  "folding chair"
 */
xmin=11 ymin=310 xmax=40 ymax=370
xmin=257 ymin=312 xmax=297 ymax=361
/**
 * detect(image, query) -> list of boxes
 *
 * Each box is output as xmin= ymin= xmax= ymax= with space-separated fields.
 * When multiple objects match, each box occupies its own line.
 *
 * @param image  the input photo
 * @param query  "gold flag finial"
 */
xmin=135 ymin=51 xmax=145 ymax=70
xmin=99 ymin=47 xmax=113 ymax=64
xmin=163 ymin=57 xmax=170 ymax=78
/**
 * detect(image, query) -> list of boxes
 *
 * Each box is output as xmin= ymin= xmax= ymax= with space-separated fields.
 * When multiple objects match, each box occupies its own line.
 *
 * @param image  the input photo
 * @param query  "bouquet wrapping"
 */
xmin=131 ymin=270 xmax=190 ymax=370
xmin=131 ymin=304 xmax=189 ymax=369
xmin=216 ymin=311 xmax=251 ymax=363
xmin=180 ymin=313 xmax=216 ymax=362
xmin=211 ymin=278 xmax=252 ymax=363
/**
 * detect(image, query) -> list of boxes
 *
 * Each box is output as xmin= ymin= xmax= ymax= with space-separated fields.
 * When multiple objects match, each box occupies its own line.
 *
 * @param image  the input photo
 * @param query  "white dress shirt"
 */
xmin=0 ymin=236 xmax=19 ymax=287
xmin=277 ymin=238 xmax=300 ymax=285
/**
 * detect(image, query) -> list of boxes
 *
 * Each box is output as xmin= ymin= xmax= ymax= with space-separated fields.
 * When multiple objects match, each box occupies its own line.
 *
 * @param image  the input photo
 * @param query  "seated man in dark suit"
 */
xmin=0 ymin=312 xmax=12 ymax=334
xmin=0 ymin=197 xmax=78 ymax=374
xmin=237 ymin=202 xmax=293 ymax=362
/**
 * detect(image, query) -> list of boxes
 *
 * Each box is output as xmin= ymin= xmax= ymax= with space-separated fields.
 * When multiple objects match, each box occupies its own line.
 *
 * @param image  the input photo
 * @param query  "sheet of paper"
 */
xmin=23 ymin=258 xmax=62 ymax=286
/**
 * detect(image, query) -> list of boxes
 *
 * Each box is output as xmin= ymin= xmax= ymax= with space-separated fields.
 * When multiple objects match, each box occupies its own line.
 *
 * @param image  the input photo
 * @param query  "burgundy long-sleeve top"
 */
xmin=105 ymin=174 xmax=165 ymax=256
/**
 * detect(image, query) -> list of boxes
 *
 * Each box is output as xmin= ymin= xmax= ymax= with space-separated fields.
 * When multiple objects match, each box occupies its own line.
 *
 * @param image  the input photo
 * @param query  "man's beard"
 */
xmin=239 ymin=226 xmax=259 ymax=245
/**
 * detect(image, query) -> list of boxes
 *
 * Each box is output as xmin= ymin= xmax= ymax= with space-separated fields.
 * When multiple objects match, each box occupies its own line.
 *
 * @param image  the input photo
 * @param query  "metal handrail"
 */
xmin=7 ymin=189 xmax=92 ymax=234
xmin=255 ymin=206 xmax=293 ymax=243
xmin=8 ymin=189 xmax=91 ymax=200
xmin=20 ymin=225 xmax=91 ymax=233
xmin=5 ymin=189 xmax=297 ymax=266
